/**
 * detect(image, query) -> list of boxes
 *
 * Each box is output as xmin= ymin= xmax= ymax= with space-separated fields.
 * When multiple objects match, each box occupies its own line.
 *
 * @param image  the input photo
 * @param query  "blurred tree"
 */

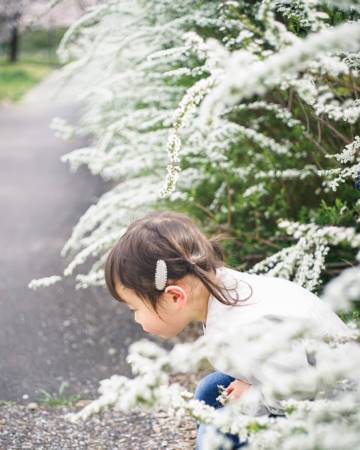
xmin=0 ymin=0 xmax=95 ymax=63
xmin=0 ymin=0 xmax=26 ymax=62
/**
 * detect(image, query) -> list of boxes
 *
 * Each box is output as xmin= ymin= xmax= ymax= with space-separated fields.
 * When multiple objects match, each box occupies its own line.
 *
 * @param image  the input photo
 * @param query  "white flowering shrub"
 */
xmin=29 ymin=0 xmax=360 ymax=448
xmin=30 ymin=0 xmax=360 ymax=298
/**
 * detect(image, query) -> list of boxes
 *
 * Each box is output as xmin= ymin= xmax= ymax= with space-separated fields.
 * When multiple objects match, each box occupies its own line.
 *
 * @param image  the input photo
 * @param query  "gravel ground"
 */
xmin=0 ymin=337 xmax=205 ymax=450
xmin=0 ymin=402 xmax=197 ymax=450
xmin=0 ymin=372 xmax=203 ymax=450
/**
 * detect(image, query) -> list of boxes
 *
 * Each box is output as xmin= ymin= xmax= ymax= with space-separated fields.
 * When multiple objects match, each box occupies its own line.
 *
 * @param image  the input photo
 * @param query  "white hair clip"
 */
xmin=155 ymin=259 xmax=167 ymax=290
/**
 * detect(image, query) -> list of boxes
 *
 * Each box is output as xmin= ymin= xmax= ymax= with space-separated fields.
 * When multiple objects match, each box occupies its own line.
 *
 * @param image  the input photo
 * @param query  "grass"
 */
xmin=0 ymin=383 xmax=81 ymax=408
xmin=0 ymin=400 xmax=17 ymax=407
xmin=37 ymin=382 xmax=81 ymax=407
xmin=0 ymin=26 xmax=66 ymax=103
xmin=20 ymin=27 xmax=67 ymax=65
xmin=0 ymin=60 xmax=53 ymax=103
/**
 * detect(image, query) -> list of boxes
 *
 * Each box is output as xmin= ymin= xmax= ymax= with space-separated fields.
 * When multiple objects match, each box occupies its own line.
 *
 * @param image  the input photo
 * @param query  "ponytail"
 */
xmin=105 ymin=210 xmax=253 ymax=309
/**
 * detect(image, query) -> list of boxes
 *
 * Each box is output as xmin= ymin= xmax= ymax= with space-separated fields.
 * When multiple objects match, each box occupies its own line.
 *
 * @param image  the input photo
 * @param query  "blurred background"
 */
xmin=0 ymin=0 xmax=86 ymax=102
xmin=0 ymin=0 xmax=147 ymax=404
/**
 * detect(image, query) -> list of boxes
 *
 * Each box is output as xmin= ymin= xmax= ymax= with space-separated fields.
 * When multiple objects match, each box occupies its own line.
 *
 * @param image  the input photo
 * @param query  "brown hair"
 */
xmin=105 ymin=210 xmax=252 ymax=309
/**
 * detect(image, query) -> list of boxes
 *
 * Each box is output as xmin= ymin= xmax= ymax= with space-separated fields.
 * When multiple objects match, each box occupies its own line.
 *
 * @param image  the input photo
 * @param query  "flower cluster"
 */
xmin=249 ymin=220 xmax=360 ymax=291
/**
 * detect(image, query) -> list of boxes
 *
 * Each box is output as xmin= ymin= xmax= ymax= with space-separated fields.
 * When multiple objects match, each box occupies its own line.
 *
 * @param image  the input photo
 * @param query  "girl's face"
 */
xmin=114 ymin=279 xmax=192 ymax=338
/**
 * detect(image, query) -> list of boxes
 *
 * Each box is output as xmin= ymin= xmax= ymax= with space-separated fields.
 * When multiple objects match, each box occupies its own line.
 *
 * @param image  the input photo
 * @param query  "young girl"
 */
xmin=104 ymin=210 xmax=352 ymax=450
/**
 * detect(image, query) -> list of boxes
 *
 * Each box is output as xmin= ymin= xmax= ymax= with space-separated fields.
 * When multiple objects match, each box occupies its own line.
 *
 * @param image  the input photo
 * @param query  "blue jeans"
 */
xmin=194 ymin=371 xmax=248 ymax=450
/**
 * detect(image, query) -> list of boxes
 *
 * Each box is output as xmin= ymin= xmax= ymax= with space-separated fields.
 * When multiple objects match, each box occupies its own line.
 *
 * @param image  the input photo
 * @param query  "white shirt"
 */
xmin=203 ymin=265 xmax=354 ymax=414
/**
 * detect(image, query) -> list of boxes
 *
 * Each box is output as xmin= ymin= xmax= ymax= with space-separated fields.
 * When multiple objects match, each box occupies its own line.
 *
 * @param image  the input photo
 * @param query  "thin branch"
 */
xmin=295 ymin=94 xmax=310 ymax=133
xmin=287 ymin=87 xmax=294 ymax=111
xmin=349 ymin=68 xmax=359 ymax=100
xmin=317 ymin=115 xmax=322 ymax=143
xmin=303 ymin=131 xmax=327 ymax=163
xmin=316 ymin=114 xmax=352 ymax=145
xmin=224 ymin=176 xmax=232 ymax=227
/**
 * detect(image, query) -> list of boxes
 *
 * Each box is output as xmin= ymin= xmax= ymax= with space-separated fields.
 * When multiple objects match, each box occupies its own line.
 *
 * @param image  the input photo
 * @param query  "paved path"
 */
xmin=0 ymin=73 xmax=145 ymax=401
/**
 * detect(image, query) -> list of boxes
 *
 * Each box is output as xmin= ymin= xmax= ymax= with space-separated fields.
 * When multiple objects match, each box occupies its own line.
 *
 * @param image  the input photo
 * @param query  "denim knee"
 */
xmin=194 ymin=371 xmax=235 ymax=409
xmin=196 ymin=420 xmax=247 ymax=450
xmin=194 ymin=372 xmax=248 ymax=450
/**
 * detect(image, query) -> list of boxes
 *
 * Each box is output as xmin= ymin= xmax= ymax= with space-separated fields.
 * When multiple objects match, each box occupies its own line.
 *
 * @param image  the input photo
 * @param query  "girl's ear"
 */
xmin=164 ymin=285 xmax=187 ymax=309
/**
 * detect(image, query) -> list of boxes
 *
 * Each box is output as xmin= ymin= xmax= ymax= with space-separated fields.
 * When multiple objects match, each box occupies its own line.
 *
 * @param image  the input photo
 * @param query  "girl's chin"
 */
xmin=142 ymin=325 xmax=154 ymax=333
xmin=153 ymin=332 xmax=169 ymax=339
xmin=143 ymin=328 xmax=165 ymax=337
xmin=143 ymin=328 xmax=179 ymax=339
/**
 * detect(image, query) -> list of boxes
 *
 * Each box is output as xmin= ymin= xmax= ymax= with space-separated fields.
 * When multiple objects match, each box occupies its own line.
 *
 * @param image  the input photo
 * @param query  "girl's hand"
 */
xmin=226 ymin=379 xmax=252 ymax=401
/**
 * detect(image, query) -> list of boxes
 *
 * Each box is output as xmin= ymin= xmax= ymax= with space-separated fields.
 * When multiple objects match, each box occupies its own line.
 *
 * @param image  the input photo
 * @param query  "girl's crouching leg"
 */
xmin=194 ymin=372 xmax=248 ymax=450
xmin=196 ymin=423 xmax=247 ymax=450
xmin=194 ymin=371 xmax=235 ymax=408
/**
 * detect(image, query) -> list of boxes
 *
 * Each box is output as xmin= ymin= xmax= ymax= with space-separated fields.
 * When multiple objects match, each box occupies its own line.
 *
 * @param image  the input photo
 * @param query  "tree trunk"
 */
xmin=9 ymin=25 xmax=19 ymax=63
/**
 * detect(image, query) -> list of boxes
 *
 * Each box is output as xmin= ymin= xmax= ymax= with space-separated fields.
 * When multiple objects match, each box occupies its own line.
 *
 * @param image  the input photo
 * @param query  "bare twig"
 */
xmin=295 ymin=94 xmax=310 ymax=133
xmin=317 ymin=115 xmax=351 ymax=145
xmin=287 ymin=88 xmax=294 ymax=111
xmin=224 ymin=177 xmax=232 ymax=227
xmin=317 ymin=115 xmax=322 ymax=143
